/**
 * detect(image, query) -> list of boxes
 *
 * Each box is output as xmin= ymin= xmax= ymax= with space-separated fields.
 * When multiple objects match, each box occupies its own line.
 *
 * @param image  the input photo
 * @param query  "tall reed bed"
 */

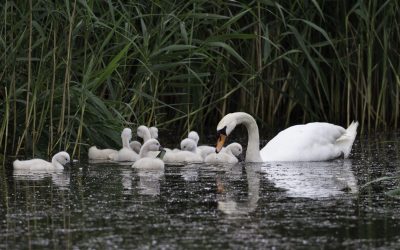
xmin=0 ymin=0 xmax=399 ymax=158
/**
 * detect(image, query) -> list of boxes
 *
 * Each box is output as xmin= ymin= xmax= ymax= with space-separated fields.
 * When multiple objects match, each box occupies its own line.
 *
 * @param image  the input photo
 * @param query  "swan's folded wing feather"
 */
xmin=261 ymin=122 xmax=346 ymax=161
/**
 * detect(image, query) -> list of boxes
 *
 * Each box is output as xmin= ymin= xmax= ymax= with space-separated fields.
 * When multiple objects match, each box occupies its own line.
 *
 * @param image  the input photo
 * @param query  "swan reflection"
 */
xmin=217 ymin=164 xmax=261 ymax=216
xmin=121 ymin=169 xmax=133 ymax=194
xmin=261 ymin=160 xmax=358 ymax=198
xmin=180 ymin=164 xmax=199 ymax=182
xmin=136 ymin=168 xmax=164 ymax=196
xmin=13 ymin=169 xmax=70 ymax=190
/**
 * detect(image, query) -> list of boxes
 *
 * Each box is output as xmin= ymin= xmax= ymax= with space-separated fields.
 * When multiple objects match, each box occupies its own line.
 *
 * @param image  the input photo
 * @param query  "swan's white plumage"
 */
xmin=197 ymin=146 xmax=215 ymax=159
xmin=260 ymin=122 xmax=359 ymax=161
xmin=149 ymin=127 xmax=159 ymax=139
xmin=205 ymin=143 xmax=242 ymax=164
xmin=132 ymin=139 xmax=164 ymax=170
xmin=110 ymin=128 xmax=139 ymax=162
xmin=110 ymin=148 xmax=139 ymax=162
xmin=13 ymin=151 xmax=70 ymax=170
xmin=88 ymin=146 xmax=117 ymax=160
xmin=164 ymin=139 xmax=203 ymax=163
xmin=188 ymin=131 xmax=199 ymax=144
xmin=187 ymin=131 xmax=215 ymax=159
xmin=89 ymin=127 xmax=133 ymax=160
xmin=137 ymin=125 xmax=152 ymax=143
xmin=217 ymin=112 xmax=358 ymax=162
xmin=135 ymin=126 xmax=160 ymax=156
xmin=164 ymin=151 xmax=203 ymax=163
xmin=180 ymin=138 xmax=197 ymax=153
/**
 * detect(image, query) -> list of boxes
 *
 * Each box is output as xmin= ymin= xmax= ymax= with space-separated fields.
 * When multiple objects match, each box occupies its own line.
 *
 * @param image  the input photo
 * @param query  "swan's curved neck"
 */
xmin=142 ymin=129 xmax=151 ymax=143
xmin=233 ymin=113 xmax=262 ymax=162
xmin=122 ymin=135 xmax=131 ymax=149
xmin=139 ymin=144 xmax=150 ymax=158
xmin=52 ymin=157 xmax=64 ymax=169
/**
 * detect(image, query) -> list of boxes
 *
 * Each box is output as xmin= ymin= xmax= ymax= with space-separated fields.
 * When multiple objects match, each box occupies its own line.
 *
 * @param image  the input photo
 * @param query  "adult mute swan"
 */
xmin=109 ymin=128 xmax=139 ymax=162
xmin=216 ymin=112 xmax=358 ymax=162
xmin=132 ymin=139 xmax=164 ymax=170
xmin=205 ymin=143 xmax=242 ymax=164
xmin=13 ymin=151 xmax=70 ymax=170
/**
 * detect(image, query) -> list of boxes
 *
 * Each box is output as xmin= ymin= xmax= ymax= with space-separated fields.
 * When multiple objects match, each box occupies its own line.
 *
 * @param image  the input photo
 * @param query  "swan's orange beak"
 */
xmin=215 ymin=134 xmax=226 ymax=153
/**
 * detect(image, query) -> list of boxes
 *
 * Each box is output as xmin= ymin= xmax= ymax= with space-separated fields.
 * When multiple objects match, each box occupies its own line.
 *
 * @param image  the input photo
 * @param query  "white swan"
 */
xmin=216 ymin=112 xmax=358 ymax=162
xmin=188 ymin=131 xmax=215 ymax=159
xmin=88 ymin=146 xmax=117 ymax=160
xmin=137 ymin=125 xmax=152 ymax=142
xmin=132 ymin=139 xmax=164 ymax=170
xmin=13 ymin=151 xmax=70 ymax=170
xmin=109 ymin=128 xmax=139 ymax=162
xmin=137 ymin=125 xmax=163 ymax=157
xmin=149 ymin=126 xmax=159 ymax=139
xmin=180 ymin=138 xmax=198 ymax=153
xmin=164 ymin=138 xmax=203 ymax=164
xmin=88 ymin=127 xmax=134 ymax=160
xmin=205 ymin=142 xmax=242 ymax=164
xmin=188 ymin=131 xmax=200 ymax=144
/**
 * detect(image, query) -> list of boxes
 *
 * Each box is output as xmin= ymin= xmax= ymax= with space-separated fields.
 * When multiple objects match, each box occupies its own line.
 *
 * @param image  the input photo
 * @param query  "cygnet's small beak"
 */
xmin=65 ymin=160 xmax=72 ymax=167
xmin=215 ymin=134 xmax=226 ymax=153
xmin=156 ymin=147 xmax=166 ymax=159
xmin=237 ymin=153 xmax=245 ymax=162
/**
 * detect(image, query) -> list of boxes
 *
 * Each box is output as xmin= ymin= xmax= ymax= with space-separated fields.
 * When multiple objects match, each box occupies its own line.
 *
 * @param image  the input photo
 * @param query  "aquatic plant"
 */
xmin=0 ymin=1 xmax=399 ymax=158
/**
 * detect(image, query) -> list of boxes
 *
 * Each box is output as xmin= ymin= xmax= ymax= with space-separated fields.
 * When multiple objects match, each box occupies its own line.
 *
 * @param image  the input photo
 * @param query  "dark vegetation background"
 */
xmin=0 ymin=0 xmax=399 ymax=158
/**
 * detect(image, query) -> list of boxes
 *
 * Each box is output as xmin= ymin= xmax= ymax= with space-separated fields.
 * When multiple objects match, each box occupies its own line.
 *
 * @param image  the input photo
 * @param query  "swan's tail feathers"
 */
xmin=336 ymin=121 xmax=359 ymax=158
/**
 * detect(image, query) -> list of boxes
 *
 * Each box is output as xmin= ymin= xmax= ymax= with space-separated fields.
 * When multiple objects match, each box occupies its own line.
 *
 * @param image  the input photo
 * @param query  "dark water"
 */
xmin=1 ymin=133 xmax=400 ymax=249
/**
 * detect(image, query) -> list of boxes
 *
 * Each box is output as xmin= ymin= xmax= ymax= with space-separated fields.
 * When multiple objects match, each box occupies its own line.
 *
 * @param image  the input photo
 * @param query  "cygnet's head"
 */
xmin=137 ymin=125 xmax=150 ymax=140
xmin=143 ymin=139 xmax=163 ymax=152
xmin=226 ymin=143 xmax=242 ymax=157
xmin=121 ymin=128 xmax=132 ymax=141
xmin=54 ymin=151 xmax=70 ymax=166
xmin=188 ymin=131 xmax=199 ymax=144
xmin=149 ymin=127 xmax=158 ymax=139
xmin=180 ymin=138 xmax=197 ymax=152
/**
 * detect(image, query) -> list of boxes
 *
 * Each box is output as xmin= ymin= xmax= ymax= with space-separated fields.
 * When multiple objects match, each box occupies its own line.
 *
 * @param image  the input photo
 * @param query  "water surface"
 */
xmin=1 ymin=133 xmax=400 ymax=249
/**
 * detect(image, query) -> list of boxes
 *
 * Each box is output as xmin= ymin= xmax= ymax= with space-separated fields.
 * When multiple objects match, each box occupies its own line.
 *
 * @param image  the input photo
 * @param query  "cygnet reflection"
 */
xmin=217 ymin=164 xmax=261 ymax=216
xmin=180 ymin=164 xmax=199 ymax=182
xmin=13 ymin=169 xmax=70 ymax=190
xmin=261 ymin=159 xmax=358 ymax=198
xmin=136 ymin=168 xmax=164 ymax=196
xmin=121 ymin=169 xmax=133 ymax=194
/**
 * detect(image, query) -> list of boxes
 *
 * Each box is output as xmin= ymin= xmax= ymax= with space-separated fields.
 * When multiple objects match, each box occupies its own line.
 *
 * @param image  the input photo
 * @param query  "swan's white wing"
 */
xmin=260 ymin=122 xmax=346 ymax=161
